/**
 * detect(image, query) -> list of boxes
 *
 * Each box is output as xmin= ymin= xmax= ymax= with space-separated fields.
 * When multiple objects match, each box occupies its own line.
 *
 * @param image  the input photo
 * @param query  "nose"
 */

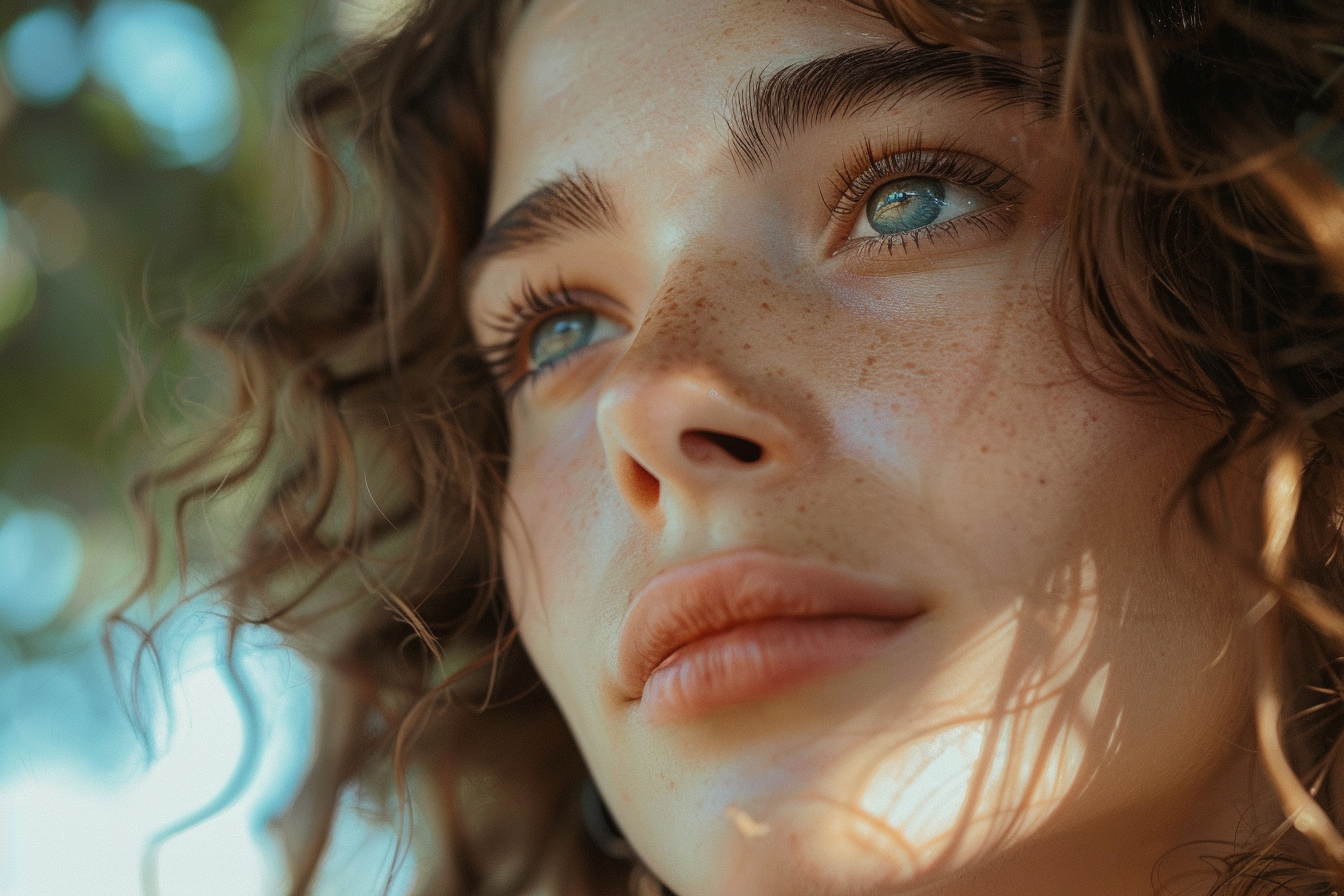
xmin=596 ymin=366 xmax=798 ymax=522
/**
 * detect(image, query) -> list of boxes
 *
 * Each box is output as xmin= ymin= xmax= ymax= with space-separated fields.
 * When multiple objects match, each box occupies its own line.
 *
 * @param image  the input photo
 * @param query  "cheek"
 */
xmin=502 ymin=397 xmax=651 ymax=735
xmin=504 ymin=420 xmax=594 ymax=603
xmin=502 ymin=405 xmax=610 ymax=668
xmin=826 ymin=264 xmax=1197 ymax=590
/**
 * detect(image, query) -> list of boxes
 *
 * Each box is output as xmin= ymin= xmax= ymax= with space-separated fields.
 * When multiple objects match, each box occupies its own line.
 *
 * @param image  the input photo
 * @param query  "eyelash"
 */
xmin=825 ymin=138 xmax=1023 ymax=258
xmin=477 ymin=278 xmax=586 ymax=395
xmin=479 ymin=140 xmax=1024 ymax=393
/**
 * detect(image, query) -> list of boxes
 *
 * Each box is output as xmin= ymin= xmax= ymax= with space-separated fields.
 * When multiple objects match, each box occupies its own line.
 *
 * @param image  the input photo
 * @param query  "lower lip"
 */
xmin=642 ymin=615 xmax=912 ymax=723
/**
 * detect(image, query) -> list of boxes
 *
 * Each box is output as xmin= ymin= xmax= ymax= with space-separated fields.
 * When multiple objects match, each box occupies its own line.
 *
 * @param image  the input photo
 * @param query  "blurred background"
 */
xmin=0 ymin=4 xmax=1333 ymax=894
xmin=0 ymin=1 xmax=417 ymax=893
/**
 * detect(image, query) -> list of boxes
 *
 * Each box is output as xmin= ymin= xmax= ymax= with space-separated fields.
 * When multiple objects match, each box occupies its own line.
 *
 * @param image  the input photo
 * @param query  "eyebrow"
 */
xmin=466 ymin=46 xmax=1057 ymax=284
xmin=725 ymin=45 xmax=1058 ymax=174
xmin=465 ymin=170 xmax=618 ymax=287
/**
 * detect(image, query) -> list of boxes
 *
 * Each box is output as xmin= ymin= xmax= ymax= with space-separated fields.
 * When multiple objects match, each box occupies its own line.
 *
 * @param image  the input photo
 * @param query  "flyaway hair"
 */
xmin=121 ymin=1 xmax=1344 ymax=894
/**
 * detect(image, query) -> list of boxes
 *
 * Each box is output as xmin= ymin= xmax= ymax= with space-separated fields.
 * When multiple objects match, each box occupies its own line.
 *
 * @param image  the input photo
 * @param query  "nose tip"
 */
xmin=597 ymin=374 xmax=793 ymax=521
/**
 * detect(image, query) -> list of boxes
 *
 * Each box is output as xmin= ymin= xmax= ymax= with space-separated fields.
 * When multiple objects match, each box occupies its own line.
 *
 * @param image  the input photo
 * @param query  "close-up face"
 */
xmin=467 ymin=2 xmax=1264 ymax=894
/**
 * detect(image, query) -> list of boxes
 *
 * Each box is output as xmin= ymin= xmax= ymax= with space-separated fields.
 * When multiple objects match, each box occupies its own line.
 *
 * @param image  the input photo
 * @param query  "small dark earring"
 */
xmin=580 ymin=776 xmax=636 ymax=860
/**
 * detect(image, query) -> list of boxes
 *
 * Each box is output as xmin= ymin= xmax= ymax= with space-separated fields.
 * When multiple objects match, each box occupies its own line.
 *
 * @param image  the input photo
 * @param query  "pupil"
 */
xmin=866 ymin=177 xmax=947 ymax=235
xmin=530 ymin=311 xmax=595 ymax=368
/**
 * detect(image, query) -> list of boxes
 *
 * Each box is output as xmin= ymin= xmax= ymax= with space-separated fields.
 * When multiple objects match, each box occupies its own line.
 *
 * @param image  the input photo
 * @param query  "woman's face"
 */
xmin=468 ymin=2 xmax=1261 ymax=894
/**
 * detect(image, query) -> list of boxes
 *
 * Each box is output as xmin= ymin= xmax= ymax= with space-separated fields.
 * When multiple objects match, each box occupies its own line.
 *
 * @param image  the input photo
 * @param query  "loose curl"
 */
xmin=122 ymin=1 xmax=1344 ymax=894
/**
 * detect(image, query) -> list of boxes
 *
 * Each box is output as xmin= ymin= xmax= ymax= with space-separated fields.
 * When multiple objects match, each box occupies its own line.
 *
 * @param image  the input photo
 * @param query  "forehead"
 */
xmin=490 ymin=0 xmax=894 ymax=220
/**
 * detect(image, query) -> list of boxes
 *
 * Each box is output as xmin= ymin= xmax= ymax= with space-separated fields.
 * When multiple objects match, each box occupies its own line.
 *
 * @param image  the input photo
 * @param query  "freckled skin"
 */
xmin=469 ymin=1 xmax=1268 ymax=895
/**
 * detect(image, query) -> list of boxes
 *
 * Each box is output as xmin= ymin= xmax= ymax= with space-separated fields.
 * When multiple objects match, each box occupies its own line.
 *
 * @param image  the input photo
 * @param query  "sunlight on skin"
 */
xmin=477 ymin=1 xmax=1268 ymax=893
xmin=853 ymin=584 xmax=1109 ymax=873
xmin=715 ymin=557 xmax=1113 ymax=891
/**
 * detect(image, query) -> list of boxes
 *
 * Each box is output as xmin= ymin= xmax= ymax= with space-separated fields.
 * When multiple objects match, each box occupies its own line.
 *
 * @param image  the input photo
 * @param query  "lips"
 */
xmin=616 ymin=551 xmax=925 ymax=723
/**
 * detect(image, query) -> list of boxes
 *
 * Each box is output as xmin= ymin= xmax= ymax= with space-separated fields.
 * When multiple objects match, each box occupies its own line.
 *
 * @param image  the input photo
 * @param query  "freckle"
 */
xmin=903 ymin=361 xmax=916 ymax=370
xmin=981 ymin=444 xmax=990 ymax=453
xmin=761 ymin=302 xmax=772 ymax=311
xmin=743 ymin=343 xmax=751 ymax=349
xmin=865 ymin=355 xmax=876 ymax=368
xmin=890 ymin=403 xmax=899 ymax=411
xmin=1039 ymin=477 xmax=1047 ymax=485
xmin=797 ymin=504 xmax=807 ymax=514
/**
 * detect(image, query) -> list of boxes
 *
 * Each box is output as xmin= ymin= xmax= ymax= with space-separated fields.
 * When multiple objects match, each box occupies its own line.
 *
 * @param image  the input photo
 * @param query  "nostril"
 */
xmin=681 ymin=430 xmax=765 ymax=464
xmin=623 ymin=456 xmax=661 ymax=507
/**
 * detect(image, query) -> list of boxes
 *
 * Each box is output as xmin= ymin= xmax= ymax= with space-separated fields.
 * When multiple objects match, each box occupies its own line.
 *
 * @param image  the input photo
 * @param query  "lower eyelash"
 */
xmin=841 ymin=203 xmax=1021 ymax=259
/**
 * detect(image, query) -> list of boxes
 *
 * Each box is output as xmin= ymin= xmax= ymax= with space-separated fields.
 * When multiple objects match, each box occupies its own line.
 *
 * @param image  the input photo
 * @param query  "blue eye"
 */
xmin=529 ymin=310 xmax=596 ymax=369
xmin=866 ymin=177 xmax=947 ymax=234
xmin=849 ymin=174 xmax=995 ymax=245
xmin=527 ymin=308 xmax=626 ymax=372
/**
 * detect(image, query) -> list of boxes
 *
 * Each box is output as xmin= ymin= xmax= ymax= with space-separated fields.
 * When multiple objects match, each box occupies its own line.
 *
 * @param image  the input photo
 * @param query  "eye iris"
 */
xmin=529 ymin=310 xmax=597 ymax=369
xmin=866 ymin=177 xmax=947 ymax=235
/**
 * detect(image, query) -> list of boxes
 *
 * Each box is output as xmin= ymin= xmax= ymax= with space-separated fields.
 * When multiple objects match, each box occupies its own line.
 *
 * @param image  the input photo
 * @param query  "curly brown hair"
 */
xmin=123 ymin=1 xmax=1344 ymax=894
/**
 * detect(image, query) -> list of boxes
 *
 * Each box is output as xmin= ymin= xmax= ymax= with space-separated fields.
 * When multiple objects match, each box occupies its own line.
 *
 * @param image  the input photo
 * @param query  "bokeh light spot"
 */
xmin=87 ymin=1 xmax=240 ymax=168
xmin=0 ymin=611 xmax=405 ymax=896
xmin=1 ymin=8 xmax=87 ymax=106
xmin=17 ymin=191 xmax=88 ymax=272
xmin=0 ymin=506 xmax=83 ymax=634
xmin=333 ymin=0 xmax=420 ymax=39
xmin=0 ymin=244 xmax=37 ymax=334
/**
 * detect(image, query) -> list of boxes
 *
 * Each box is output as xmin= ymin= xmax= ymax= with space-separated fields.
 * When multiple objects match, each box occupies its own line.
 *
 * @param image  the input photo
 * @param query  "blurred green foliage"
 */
xmin=0 ymin=0 xmax=319 ymax=486
xmin=0 ymin=0 xmax=365 ymax=667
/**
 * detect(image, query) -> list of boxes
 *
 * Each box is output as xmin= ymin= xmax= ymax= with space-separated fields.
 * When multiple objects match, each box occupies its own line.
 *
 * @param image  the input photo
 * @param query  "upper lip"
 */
xmin=615 ymin=549 xmax=927 ymax=700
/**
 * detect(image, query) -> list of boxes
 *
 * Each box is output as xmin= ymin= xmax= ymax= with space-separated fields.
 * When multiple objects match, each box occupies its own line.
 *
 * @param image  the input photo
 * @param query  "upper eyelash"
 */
xmin=824 ymin=137 xmax=1023 ymax=228
xmin=477 ymin=278 xmax=579 ymax=389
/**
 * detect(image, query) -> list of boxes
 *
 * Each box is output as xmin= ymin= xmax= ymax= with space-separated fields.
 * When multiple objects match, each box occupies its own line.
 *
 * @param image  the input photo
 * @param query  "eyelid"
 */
xmin=822 ymin=139 xmax=1025 ymax=254
xmin=476 ymin=278 xmax=628 ymax=396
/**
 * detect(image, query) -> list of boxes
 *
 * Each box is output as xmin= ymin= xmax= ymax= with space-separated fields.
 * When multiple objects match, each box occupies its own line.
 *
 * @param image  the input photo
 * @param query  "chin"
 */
xmin=720 ymin=811 xmax=922 ymax=896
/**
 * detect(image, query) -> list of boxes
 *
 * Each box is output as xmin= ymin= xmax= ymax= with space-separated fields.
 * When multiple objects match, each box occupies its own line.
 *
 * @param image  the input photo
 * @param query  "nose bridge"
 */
xmin=622 ymin=256 xmax=741 ymax=376
xmin=617 ymin=243 xmax=802 ymax=382
xmin=595 ymin=254 xmax=806 ymax=523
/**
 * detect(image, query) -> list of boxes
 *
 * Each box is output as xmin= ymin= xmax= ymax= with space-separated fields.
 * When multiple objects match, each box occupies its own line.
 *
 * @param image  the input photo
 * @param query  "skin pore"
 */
xmin=465 ymin=1 xmax=1273 ymax=894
